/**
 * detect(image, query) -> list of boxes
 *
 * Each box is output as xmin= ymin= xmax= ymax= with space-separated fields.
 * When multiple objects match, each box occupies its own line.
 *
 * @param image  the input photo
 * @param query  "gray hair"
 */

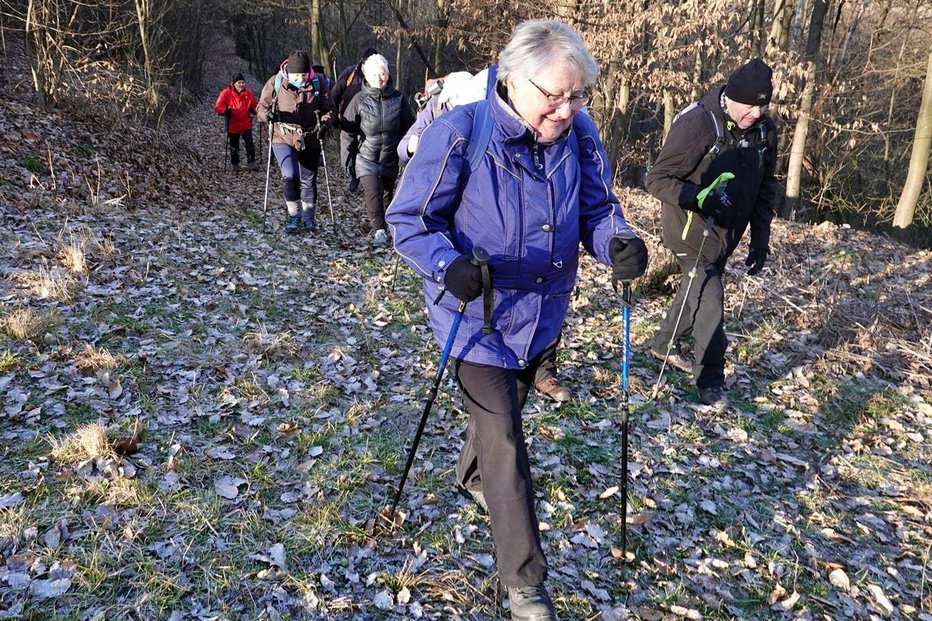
xmin=362 ymin=53 xmax=390 ymax=77
xmin=497 ymin=20 xmax=599 ymax=87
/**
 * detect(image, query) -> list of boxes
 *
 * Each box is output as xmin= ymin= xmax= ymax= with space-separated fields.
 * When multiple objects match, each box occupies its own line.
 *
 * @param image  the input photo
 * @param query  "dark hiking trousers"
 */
xmin=651 ymin=256 xmax=727 ymax=389
xmin=359 ymin=174 xmax=395 ymax=232
xmin=533 ymin=334 xmax=561 ymax=385
xmin=228 ymin=131 xmax=256 ymax=166
xmin=272 ymin=143 xmax=320 ymax=203
xmin=453 ymin=340 xmax=559 ymax=588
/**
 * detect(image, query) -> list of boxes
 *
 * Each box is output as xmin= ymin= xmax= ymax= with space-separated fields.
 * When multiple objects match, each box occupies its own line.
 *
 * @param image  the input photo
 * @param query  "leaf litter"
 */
xmin=0 ymin=36 xmax=930 ymax=621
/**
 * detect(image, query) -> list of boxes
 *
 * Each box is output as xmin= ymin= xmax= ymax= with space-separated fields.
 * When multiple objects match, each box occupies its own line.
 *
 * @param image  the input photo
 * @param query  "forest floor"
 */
xmin=1 ymin=37 xmax=931 ymax=621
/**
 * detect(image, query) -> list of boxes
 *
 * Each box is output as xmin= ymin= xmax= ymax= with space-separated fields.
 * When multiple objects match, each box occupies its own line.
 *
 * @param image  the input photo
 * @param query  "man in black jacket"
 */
xmin=645 ymin=58 xmax=779 ymax=408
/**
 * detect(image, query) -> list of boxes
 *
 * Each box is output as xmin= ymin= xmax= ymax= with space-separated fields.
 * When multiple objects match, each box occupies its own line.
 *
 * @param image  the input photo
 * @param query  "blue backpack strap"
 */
xmin=467 ymin=102 xmax=491 ymax=172
xmin=466 ymin=66 xmax=498 ymax=173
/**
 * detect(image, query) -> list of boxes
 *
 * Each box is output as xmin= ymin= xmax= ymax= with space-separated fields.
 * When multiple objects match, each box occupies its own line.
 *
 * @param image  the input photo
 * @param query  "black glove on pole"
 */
xmin=443 ymin=255 xmax=485 ymax=302
xmin=609 ymin=237 xmax=649 ymax=283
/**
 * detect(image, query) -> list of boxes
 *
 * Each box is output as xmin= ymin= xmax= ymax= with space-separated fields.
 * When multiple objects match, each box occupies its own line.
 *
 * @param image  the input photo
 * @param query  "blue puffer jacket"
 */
xmin=386 ymin=82 xmax=637 ymax=369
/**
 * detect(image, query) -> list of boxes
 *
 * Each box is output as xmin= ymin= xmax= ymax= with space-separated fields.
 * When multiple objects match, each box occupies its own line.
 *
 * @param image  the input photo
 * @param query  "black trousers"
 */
xmin=651 ymin=256 xmax=727 ymax=389
xmin=532 ymin=334 xmax=561 ymax=385
xmin=228 ymin=131 xmax=255 ymax=166
xmin=453 ymin=339 xmax=559 ymax=588
xmin=359 ymin=174 xmax=395 ymax=232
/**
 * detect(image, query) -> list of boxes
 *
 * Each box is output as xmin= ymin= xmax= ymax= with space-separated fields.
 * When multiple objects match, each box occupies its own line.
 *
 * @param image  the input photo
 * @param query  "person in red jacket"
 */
xmin=214 ymin=72 xmax=259 ymax=171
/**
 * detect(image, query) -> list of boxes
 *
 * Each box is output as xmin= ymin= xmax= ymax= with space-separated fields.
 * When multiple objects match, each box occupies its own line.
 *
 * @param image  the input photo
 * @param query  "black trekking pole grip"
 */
xmin=472 ymin=246 xmax=493 ymax=335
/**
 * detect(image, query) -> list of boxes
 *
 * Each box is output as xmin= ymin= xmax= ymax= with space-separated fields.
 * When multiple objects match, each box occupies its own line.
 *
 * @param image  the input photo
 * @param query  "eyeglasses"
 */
xmin=527 ymin=78 xmax=590 ymax=110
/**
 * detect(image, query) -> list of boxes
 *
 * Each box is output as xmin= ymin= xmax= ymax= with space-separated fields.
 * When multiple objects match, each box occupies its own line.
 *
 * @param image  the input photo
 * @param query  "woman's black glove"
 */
xmin=609 ymin=236 xmax=649 ymax=283
xmin=443 ymin=255 xmax=483 ymax=302
xmin=745 ymin=247 xmax=768 ymax=275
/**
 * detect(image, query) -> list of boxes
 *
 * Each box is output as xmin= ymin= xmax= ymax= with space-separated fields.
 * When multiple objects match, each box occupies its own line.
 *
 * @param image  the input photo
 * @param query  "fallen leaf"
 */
xmin=214 ymin=476 xmax=246 ymax=499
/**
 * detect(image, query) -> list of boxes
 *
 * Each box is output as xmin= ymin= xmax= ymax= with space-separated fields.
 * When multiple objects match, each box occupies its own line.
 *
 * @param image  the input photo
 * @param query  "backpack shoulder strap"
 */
xmin=696 ymin=100 xmax=726 ymax=156
xmin=466 ymin=101 xmax=492 ymax=173
xmin=272 ymin=74 xmax=283 ymax=114
xmin=465 ymin=66 xmax=498 ymax=173
xmin=673 ymin=99 xmax=726 ymax=158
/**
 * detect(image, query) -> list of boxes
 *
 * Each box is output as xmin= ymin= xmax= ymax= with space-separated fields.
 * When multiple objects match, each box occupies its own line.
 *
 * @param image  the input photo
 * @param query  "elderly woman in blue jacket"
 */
xmin=386 ymin=20 xmax=647 ymax=621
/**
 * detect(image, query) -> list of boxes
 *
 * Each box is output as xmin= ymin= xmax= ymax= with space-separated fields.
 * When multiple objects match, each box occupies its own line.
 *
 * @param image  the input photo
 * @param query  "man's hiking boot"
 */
xmin=507 ymin=585 xmax=556 ymax=621
xmin=456 ymin=485 xmax=488 ymax=513
xmin=284 ymin=215 xmax=300 ymax=235
xmin=649 ymin=347 xmax=692 ymax=374
xmin=246 ymin=161 xmax=258 ymax=171
xmin=348 ymin=178 xmax=360 ymax=193
xmin=232 ymin=163 xmax=240 ymax=172
xmin=535 ymin=376 xmax=571 ymax=403
xmin=699 ymin=386 xmax=729 ymax=409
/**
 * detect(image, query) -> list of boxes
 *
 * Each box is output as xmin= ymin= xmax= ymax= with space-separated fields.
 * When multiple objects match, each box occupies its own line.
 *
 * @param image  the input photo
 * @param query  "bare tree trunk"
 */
xmin=785 ymin=63 xmax=815 ymax=218
xmin=767 ymin=0 xmax=794 ymax=56
xmin=893 ymin=49 xmax=932 ymax=228
xmin=785 ymin=1 xmax=827 ymax=219
xmin=804 ymin=0 xmax=828 ymax=59
xmin=135 ymin=0 xmax=158 ymax=109
xmin=433 ymin=0 xmax=446 ymax=75
xmin=755 ymin=0 xmax=766 ymax=57
xmin=789 ymin=0 xmax=807 ymax=50
xmin=690 ymin=50 xmax=703 ymax=101
xmin=309 ymin=0 xmax=327 ymax=70
xmin=662 ymin=90 xmax=675 ymax=141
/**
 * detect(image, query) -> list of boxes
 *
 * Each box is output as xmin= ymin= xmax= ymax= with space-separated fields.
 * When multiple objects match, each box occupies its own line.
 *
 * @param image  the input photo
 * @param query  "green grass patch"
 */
xmin=72 ymin=144 xmax=97 ymax=158
xmin=19 ymin=154 xmax=49 ymax=175
xmin=0 ymin=349 xmax=17 ymax=372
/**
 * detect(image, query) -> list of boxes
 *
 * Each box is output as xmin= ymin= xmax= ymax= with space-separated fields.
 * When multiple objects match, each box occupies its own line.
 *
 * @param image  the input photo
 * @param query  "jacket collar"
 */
xmin=489 ymin=79 xmax=572 ymax=147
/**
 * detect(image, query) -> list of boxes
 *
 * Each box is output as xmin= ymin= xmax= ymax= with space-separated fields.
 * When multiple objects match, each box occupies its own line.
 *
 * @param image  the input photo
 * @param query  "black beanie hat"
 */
xmin=232 ymin=72 xmax=244 ymax=83
xmin=724 ymin=58 xmax=773 ymax=106
xmin=287 ymin=50 xmax=310 ymax=73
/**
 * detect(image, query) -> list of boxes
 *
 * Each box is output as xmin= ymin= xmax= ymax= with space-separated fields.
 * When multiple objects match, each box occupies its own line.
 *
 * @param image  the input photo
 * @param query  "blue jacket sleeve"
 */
xmin=386 ymin=117 xmax=467 ymax=284
xmin=574 ymin=115 xmax=638 ymax=265
xmin=397 ymin=100 xmax=439 ymax=163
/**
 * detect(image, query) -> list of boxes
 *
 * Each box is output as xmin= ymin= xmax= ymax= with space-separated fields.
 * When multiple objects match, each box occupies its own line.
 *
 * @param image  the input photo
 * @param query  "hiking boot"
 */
xmin=456 ymin=485 xmax=488 ymax=513
xmin=535 ymin=376 xmax=571 ymax=403
xmin=246 ymin=161 xmax=258 ymax=171
xmin=348 ymin=177 xmax=360 ymax=193
xmin=284 ymin=215 xmax=300 ymax=235
xmin=507 ymin=585 xmax=556 ymax=621
xmin=649 ymin=347 xmax=692 ymax=374
xmin=301 ymin=205 xmax=316 ymax=232
xmin=698 ymin=386 xmax=729 ymax=409
xmin=232 ymin=162 xmax=240 ymax=172
xmin=372 ymin=228 xmax=389 ymax=248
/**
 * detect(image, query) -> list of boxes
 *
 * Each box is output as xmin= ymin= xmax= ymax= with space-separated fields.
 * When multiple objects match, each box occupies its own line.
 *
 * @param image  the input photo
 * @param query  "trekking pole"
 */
xmin=617 ymin=281 xmax=633 ymax=557
xmin=314 ymin=110 xmax=335 ymax=223
xmin=222 ymin=112 xmax=230 ymax=172
xmin=387 ymin=246 xmax=491 ymax=521
xmin=651 ymin=172 xmax=735 ymax=399
xmin=255 ymin=119 xmax=262 ymax=162
xmin=263 ymin=120 xmax=274 ymax=214
xmin=390 ymin=253 xmax=402 ymax=292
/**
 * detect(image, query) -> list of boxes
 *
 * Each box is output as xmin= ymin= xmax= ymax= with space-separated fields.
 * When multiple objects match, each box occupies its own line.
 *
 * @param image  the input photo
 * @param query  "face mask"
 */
xmin=289 ymin=77 xmax=306 ymax=88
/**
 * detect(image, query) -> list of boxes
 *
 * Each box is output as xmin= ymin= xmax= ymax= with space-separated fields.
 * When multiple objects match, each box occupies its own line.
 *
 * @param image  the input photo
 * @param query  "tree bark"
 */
xmin=662 ymin=90 xmax=675 ymax=142
xmin=785 ymin=62 xmax=816 ymax=218
xmin=893 ymin=49 xmax=932 ymax=228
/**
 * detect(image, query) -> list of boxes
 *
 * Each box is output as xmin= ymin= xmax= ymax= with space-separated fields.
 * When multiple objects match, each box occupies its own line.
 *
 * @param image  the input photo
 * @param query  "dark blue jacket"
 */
xmin=386 ymin=83 xmax=636 ymax=368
